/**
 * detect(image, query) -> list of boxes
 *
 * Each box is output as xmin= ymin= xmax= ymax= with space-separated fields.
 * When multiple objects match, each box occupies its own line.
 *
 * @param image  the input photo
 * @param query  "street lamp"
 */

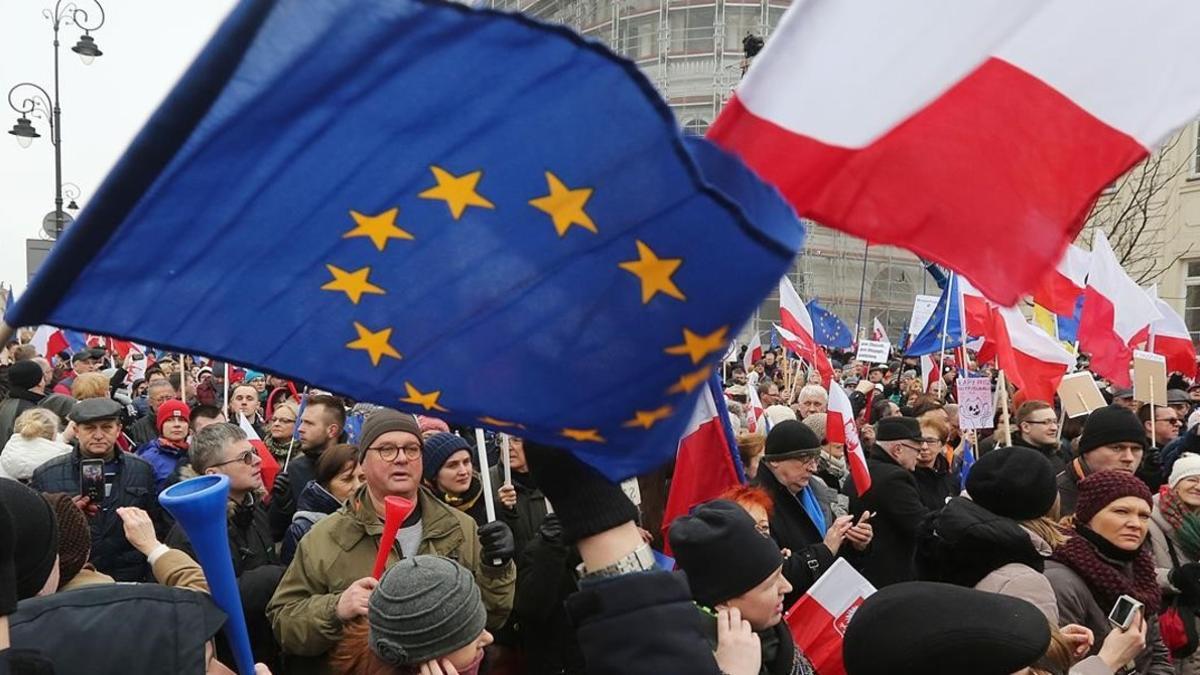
xmin=6 ymin=0 xmax=106 ymax=240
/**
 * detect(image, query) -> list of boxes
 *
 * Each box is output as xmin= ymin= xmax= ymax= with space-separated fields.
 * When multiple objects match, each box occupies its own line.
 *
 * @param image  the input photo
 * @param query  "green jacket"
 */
xmin=266 ymin=485 xmax=516 ymax=674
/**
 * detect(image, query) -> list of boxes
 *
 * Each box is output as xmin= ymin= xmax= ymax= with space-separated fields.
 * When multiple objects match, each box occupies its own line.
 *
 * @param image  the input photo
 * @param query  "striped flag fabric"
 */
xmin=777 ymin=275 xmax=835 ymax=385
xmin=826 ymin=381 xmax=871 ymax=496
xmin=785 ymin=558 xmax=876 ymax=675
xmin=1078 ymin=231 xmax=1161 ymax=387
xmin=238 ymin=412 xmax=280 ymax=495
xmin=1032 ymin=244 xmax=1090 ymax=316
xmin=744 ymin=331 xmax=764 ymax=371
xmin=1146 ymin=287 xmax=1197 ymax=379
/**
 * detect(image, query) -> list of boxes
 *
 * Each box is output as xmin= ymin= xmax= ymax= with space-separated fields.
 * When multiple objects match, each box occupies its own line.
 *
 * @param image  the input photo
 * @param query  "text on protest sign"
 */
xmin=855 ymin=340 xmax=890 ymax=364
xmin=956 ymin=377 xmax=994 ymax=430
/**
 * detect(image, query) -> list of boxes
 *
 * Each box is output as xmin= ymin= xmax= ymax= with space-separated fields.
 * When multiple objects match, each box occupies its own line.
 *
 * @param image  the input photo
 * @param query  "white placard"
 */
xmin=855 ymin=340 xmax=891 ymax=364
xmin=907 ymin=294 xmax=941 ymax=339
xmin=956 ymin=377 xmax=995 ymax=430
xmin=620 ymin=477 xmax=642 ymax=506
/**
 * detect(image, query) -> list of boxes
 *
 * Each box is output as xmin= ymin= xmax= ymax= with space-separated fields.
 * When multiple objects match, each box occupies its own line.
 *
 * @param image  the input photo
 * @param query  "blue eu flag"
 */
xmin=805 ymin=300 xmax=853 ymax=349
xmin=5 ymin=0 xmax=803 ymax=480
xmin=907 ymin=273 xmax=964 ymax=356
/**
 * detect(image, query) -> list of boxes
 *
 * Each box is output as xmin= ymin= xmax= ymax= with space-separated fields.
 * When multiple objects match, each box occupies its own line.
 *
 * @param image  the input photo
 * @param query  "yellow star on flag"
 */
xmin=321 ymin=264 xmax=386 ymax=305
xmin=664 ymin=326 xmax=729 ymax=365
xmin=399 ymin=381 xmax=449 ymax=412
xmin=418 ymin=166 xmax=495 ymax=220
xmin=346 ymin=322 xmax=402 ymax=366
xmin=667 ymin=365 xmax=713 ymax=395
xmin=623 ymin=405 xmax=674 ymax=430
xmin=618 ymin=240 xmax=686 ymax=304
xmin=343 ymin=208 xmax=414 ymax=251
xmin=561 ymin=428 xmax=605 ymax=443
xmin=529 ymin=172 xmax=597 ymax=236
xmin=478 ymin=416 xmax=523 ymax=428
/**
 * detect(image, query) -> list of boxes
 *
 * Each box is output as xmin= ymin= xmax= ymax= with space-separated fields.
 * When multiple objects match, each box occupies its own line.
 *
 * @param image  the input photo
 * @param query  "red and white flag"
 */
xmin=786 ymin=558 xmax=877 ymax=675
xmin=744 ymin=331 xmax=764 ymax=372
xmin=1079 ymin=231 xmax=1161 ymax=387
xmin=746 ymin=380 xmax=766 ymax=435
xmin=777 ymin=276 xmax=835 ymax=385
xmin=237 ymin=412 xmax=280 ymax=495
xmin=826 ymin=382 xmax=871 ymax=495
xmin=919 ymin=354 xmax=940 ymax=393
xmin=1146 ymin=287 xmax=1197 ymax=379
xmin=709 ymin=1 xmax=1200 ymax=306
xmin=1032 ymin=244 xmax=1090 ymax=316
xmin=986 ymin=306 xmax=1075 ymax=404
xmin=870 ymin=317 xmax=890 ymax=347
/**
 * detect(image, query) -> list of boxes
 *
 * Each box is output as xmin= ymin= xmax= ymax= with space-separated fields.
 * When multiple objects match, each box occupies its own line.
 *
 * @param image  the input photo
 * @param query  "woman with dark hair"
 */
xmin=281 ymin=443 xmax=362 ymax=564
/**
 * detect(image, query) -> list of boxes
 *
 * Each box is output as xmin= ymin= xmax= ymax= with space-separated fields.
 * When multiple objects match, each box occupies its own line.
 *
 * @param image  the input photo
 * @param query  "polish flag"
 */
xmin=709 ymin=1 xmax=1200 ymax=306
xmin=746 ymin=380 xmax=766 ymax=435
xmin=237 ymin=412 xmax=280 ymax=496
xmin=1146 ymin=287 xmax=1197 ymax=379
xmin=30 ymin=325 xmax=86 ymax=358
xmin=871 ymin=317 xmax=890 ymax=347
xmin=786 ymin=558 xmax=877 ymax=675
xmin=662 ymin=377 xmax=744 ymax=552
xmin=826 ymin=382 xmax=871 ymax=495
xmin=1079 ymin=231 xmax=1161 ymax=387
xmin=919 ymin=355 xmax=940 ymax=393
xmin=958 ymin=277 xmax=993 ymax=338
xmin=778 ymin=276 xmax=835 ymax=385
xmin=986 ymin=306 xmax=1075 ymax=404
xmin=1032 ymin=245 xmax=1091 ymax=317
xmin=744 ymin=331 xmax=764 ymax=371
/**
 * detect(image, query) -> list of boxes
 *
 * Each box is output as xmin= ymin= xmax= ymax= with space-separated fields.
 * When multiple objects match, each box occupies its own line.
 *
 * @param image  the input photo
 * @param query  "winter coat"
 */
xmin=0 ymin=387 xmax=42 ymax=446
xmin=281 ymin=480 xmax=342 ymax=565
xmin=916 ymin=496 xmax=1058 ymax=622
xmin=1058 ymin=458 xmax=1089 ymax=519
xmin=1148 ymin=496 xmax=1200 ymax=675
xmin=136 ymin=437 xmax=189 ymax=492
xmin=268 ymin=451 xmax=317 ymax=542
xmin=913 ymin=454 xmax=956 ymax=511
xmin=847 ymin=445 xmax=930 ymax=587
xmin=29 ymin=448 xmax=159 ymax=582
xmin=513 ymin=518 xmax=585 ymax=675
xmin=59 ymin=548 xmax=208 ymax=593
xmin=125 ymin=413 xmax=158 ymax=449
xmin=266 ymin=485 xmax=516 ymax=675
xmin=1045 ymin=559 xmax=1174 ymax=674
xmin=1009 ymin=431 xmax=1073 ymax=476
xmin=0 ymin=433 xmax=71 ymax=481
xmin=756 ymin=464 xmax=855 ymax=607
xmin=491 ymin=465 xmax=549 ymax=563
xmin=1162 ymin=425 xmax=1200 ymax=479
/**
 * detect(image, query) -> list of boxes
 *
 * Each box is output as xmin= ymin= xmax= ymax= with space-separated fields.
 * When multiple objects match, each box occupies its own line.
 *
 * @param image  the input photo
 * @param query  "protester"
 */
xmin=1139 ymin=403 xmax=1182 ymax=491
xmin=51 ymin=348 xmax=102 ymax=396
xmin=267 ymin=408 xmax=515 ymax=674
xmin=192 ymin=403 xmax=228 ymax=434
xmin=127 ymin=379 xmax=177 ymax=448
xmin=1045 ymin=470 xmax=1172 ymax=672
xmin=265 ymin=400 xmax=300 ymax=461
xmin=69 ymin=371 xmax=110 ymax=400
xmin=1002 ymin=401 xmax=1072 ymax=474
xmin=0 ymin=408 xmax=71 ymax=482
xmin=913 ymin=416 xmax=955 ymax=511
xmin=1148 ymin=453 xmax=1200 ymax=670
xmin=794 ymin=385 xmax=827 ymax=419
xmin=281 ymin=443 xmax=362 ymax=564
xmin=1169 ymin=389 xmax=1193 ymax=422
xmin=416 ymin=414 xmax=451 ymax=439
xmin=422 ymin=432 xmax=489 ymax=526
xmin=137 ymin=398 xmax=192 ymax=492
xmin=0 ymin=478 xmax=60 ymax=601
xmin=1113 ymin=388 xmax=1138 ymax=411
xmin=36 ymin=392 xmax=76 ymax=429
xmin=1059 ymin=405 xmax=1147 ymax=518
xmin=493 ymin=435 xmax=549 ymax=563
xmin=269 ymin=394 xmax=346 ymax=541
xmin=800 ymin=413 xmax=847 ymax=491
xmin=29 ymin=397 xmax=160 ymax=581
xmin=231 ymin=383 xmax=265 ymax=431
xmin=0 ymin=360 xmax=46 ymax=444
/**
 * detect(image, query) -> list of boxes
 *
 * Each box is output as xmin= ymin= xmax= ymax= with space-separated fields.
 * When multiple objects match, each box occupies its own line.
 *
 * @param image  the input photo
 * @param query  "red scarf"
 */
xmin=1051 ymin=526 xmax=1160 ymax=614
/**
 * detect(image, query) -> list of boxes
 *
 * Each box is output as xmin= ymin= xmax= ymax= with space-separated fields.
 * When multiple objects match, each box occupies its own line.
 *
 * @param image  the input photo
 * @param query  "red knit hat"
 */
xmin=1075 ymin=470 xmax=1152 ymax=525
xmin=156 ymin=399 xmax=192 ymax=434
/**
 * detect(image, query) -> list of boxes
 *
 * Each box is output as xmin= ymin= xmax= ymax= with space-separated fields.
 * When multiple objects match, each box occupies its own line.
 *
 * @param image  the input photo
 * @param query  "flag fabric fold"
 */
xmin=826 ymin=381 xmax=870 ymax=496
xmin=785 ymin=558 xmax=876 ymax=675
xmin=1078 ymin=231 xmax=1161 ymax=387
xmin=1032 ymin=244 xmax=1090 ymax=316
xmin=778 ymin=277 xmax=835 ymax=386
xmin=871 ymin=317 xmax=890 ymax=347
xmin=238 ymin=412 xmax=280 ymax=495
xmin=744 ymin=331 xmax=763 ymax=371
xmin=1146 ymin=287 xmax=1197 ymax=379
xmin=2 ymin=0 xmax=804 ymax=481
xmin=987 ymin=306 xmax=1075 ymax=404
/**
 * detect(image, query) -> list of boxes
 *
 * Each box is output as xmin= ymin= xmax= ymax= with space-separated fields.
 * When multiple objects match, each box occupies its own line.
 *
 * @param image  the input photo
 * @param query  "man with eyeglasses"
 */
xmin=268 ymin=408 xmax=515 ymax=674
xmin=847 ymin=416 xmax=930 ymax=588
xmin=1135 ymin=403 xmax=1181 ymax=491
xmin=30 ymin=397 xmax=160 ymax=582
xmin=167 ymin=422 xmax=283 ymax=669
xmin=1009 ymin=401 xmax=1071 ymax=475
xmin=1057 ymin=404 xmax=1147 ymax=517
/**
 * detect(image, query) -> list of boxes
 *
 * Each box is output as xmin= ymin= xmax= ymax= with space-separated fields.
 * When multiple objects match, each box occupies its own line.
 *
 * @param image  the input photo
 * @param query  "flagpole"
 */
xmin=854 ymin=241 xmax=869 ymax=339
xmin=223 ymin=362 xmax=231 ymax=417
xmin=179 ymin=353 xmax=186 ymax=400
xmin=937 ymin=272 xmax=955 ymax=379
xmin=998 ymin=369 xmax=1012 ymax=447
xmin=283 ymin=386 xmax=309 ymax=472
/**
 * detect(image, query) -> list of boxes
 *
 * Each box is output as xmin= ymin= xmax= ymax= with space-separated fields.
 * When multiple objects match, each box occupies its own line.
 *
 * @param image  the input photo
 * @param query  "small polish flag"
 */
xmin=238 ymin=412 xmax=280 ymax=496
xmin=1146 ymin=286 xmax=1197 ymax=379
xmin=871 ymin=317 xmax=890 ymax=347
xmin=1079 ymin=231 xmax=1161 ymax=387
xmin=744 ymin=331 xmax=764 ymax=372
xmin=786 ymin=558 xmax=876 ymax=675
xmin=986 ymin=306 xmax=1075 ymax=405
xmin=826 ymin=382 xmax=871 ymax=495
xmin=746 ymin=379 xmax=766 ymax=435
xmin=777 ymin=275 xmax=835 ymax=385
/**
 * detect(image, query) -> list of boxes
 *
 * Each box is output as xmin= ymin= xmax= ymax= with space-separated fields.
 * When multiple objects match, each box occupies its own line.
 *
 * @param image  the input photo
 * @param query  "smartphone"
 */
xmin=80 ymin=459 xmax=105 ymax=502
xmin=857 ymin=511 xmax=873 ymax=524
xmin=1108 ymin=594 xmax=1143 ymax=630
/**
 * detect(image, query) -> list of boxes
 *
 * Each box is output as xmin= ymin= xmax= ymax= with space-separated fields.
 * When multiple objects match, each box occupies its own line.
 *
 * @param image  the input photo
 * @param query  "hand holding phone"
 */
xmin=80 ymin=459 xmax=105 ymax=503
xmin=1108 ymin=594 xmax=1144 ymax=630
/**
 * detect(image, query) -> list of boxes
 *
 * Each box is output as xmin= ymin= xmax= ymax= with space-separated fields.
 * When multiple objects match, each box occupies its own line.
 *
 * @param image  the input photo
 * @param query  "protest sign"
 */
xmin=955 ymin=377 xmax=994 ymax=429
xmin=786 ymin=558 xmax=876 ymax=675
xmin=855 ymin=340 xmax=890 ymax=364
xmin=907 ymin=294 xmax=940 ymax=339
xmin=1133 ymin=350 xmax=1168 ymax=407
xmin=1057 ymin=372 xmax=1107 ymax=418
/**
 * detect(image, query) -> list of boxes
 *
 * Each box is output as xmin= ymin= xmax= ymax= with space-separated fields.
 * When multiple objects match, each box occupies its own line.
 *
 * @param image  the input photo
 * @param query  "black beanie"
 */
xmin=875 ymin=416 xmax=922 ymax=442
xmin=8 ymin=361 xmax=43 ymax=391
xmin=668 ymin=500 xmax=783 ymax=607
xmin=843 ymin=582 xmax=1050 ymax=675
xmin=764 ymin=420 xmax=822 ymax=460
xmin=965 ymin=447 xmax=1058 ymax=521
xmin=0 ymin=479 xmax=59 ymax=600
xmin=1078 ymin=405 xmax=1146 ymax=455
xmin=523 ymin=440 xmax=639 ymax=543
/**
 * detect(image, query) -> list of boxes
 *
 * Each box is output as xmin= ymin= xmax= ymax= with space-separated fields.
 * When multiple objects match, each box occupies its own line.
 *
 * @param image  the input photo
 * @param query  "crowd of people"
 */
xmin=0 ymin=337 xmax=1198 ymax=674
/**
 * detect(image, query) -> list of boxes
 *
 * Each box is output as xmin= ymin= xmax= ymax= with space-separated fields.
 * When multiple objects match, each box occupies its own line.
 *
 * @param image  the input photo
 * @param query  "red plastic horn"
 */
xmin=372 ymin=495 xmax=416 ymax=579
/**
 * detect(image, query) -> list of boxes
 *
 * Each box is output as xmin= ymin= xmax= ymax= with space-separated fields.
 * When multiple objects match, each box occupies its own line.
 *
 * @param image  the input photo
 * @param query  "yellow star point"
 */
xmin=399 ymin=382 xmax=448 ymax=412
xmin=561 ymin=428 xmax=605 ymax=443
xmin=343 ymin=208 xmax=414 ymax=251
xmin=529 ymin=172 xmax=597 ymax=236
xmin=346 ymin=322 xmax=402 ymax=366
xmin=618 ymin=240 xmax=686 ymax=304
xmin=321 ymin=264 xmax=386 ymax=305
xmin=623 ymin=405 xmax=674 ymax=430
xmin=478 ymin=416 xmax=522 ymax=429
xmin=418 ymin=166 xmax=495 ymax=220
xmin=664 ymin=326 xmax=729 ymax=365
xmin=667 ymin=365 xmax=713 ymax=395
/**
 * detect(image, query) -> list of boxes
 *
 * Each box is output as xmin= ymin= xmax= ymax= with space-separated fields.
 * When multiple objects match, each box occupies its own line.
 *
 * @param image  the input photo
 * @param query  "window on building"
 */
xmin=1185 ymin=261 xmax=1200 ymax=343
xmin=724 ymin=6 xmax=761 ymax=53
xmin=682 ymin=118 xmax=709 ymax=135
xmin=618 ymin=15 xmax=658 ymax=60
xmin=668 ymin=6 xmax=715 ymax=55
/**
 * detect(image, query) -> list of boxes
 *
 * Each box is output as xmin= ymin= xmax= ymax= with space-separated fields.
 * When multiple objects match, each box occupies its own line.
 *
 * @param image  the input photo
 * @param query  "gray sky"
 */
xmin=0 ymin=0 xmax=240 ymax=296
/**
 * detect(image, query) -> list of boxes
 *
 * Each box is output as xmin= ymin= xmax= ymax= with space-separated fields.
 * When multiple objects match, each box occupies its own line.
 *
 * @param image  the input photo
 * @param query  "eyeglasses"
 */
xmin=210 ymin=449 xmax=258 ymax=468
xmin=368 ymin=443 xmax=422 ymax=462
xmin=1156 ymin=418 xmax=1183 ymax=426
xmin=271 ymin=417 xmax=296 ymax=425
xmin=920 ymin=437 xmax=942 ymax=446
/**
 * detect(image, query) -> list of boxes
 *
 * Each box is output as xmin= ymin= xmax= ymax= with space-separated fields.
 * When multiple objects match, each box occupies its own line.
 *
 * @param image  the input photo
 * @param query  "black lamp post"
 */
xmin=7 ymin=0 xmax=106 ymax=240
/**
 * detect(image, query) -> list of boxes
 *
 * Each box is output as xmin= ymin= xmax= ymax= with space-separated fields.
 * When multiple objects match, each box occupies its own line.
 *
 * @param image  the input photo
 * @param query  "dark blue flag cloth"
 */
xmin=806 ymin=300 xmax=853 ymax=349
xmin=1058 ymin=295 xmax=1084 ymax=345
xmin=4 ymin=0 xmax=803 ymax=480
xmin=906 ymin=273 xmax=964 ymax=356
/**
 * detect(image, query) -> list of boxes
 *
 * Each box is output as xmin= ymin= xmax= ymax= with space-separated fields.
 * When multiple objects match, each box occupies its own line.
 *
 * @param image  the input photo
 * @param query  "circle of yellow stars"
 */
xmin=319 ymin=164 xmax=730 ymax=443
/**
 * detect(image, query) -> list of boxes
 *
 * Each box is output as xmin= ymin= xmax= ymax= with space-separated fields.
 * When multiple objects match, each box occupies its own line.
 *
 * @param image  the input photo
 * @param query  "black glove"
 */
xmin=1171 ymin=562 xmax=1200 ymax=601
xmin=537 ymin=513 xmax=563 ymax=544
xmin=523 ymin=441 xmax=638 ymax=544
xmin=479 ymin=520 xmax=515 ymax=567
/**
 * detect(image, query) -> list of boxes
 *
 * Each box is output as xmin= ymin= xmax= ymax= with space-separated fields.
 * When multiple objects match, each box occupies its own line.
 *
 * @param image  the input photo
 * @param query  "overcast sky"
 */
xmin=0 ymin=0 xmax=240 ymax=296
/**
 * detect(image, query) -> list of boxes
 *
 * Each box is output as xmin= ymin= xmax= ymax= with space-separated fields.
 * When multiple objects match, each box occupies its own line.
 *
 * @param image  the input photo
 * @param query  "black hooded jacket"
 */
xmin=915 ymin=496 xmax=1044 ymax=588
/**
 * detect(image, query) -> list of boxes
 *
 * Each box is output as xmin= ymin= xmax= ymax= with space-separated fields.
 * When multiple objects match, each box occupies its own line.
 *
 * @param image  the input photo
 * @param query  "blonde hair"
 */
xmin=1021 ymin=495 xmax=1067 ymax=550
xmin=1031 ymin=624 xmax=1074 ymax=674
xmin=14 ymin=408 xmax=60 ymax=441
xmin=71 ymin=372 xmax=110 ymax=400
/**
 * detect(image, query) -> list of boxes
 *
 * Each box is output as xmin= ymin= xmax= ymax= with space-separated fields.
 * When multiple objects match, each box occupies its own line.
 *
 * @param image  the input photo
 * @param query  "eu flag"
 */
xmin=805 ymin=300 xmax=853 ymax=349
xmin=907 ymin=273 xmax=964 ymax=356
xmin=4 ymin=0 xmax=803 ymax=480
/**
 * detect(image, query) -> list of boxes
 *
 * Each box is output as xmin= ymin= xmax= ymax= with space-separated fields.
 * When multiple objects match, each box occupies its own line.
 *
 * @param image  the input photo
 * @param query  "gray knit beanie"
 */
xmin=368 ymin=555 xmax=486 ymax=666
xmin=357 ymin=408 xmax=423 ymax=462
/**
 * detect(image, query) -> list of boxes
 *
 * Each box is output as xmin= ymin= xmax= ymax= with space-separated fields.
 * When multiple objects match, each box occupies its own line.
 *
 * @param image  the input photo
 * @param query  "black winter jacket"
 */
xmin=913 ymin=453 xmax=956 ymax=512
xmin=267 ymin=451 xmax=317 ymax=542
xmin=915 ymin=496 xmax=1045 ymax=588
xmin=280 ymin=479 xmax=341 ymax=565
xmin=756 ymin=466 xmax=847 ymax=608
xmin=847 ymin=446 xmax=930 ymax=588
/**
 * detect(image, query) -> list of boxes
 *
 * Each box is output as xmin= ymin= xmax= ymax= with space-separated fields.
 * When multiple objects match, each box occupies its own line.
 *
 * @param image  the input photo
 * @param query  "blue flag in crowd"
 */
xmin=344 ymin=411 xmax=364 ymax=446
xmin=4 ymin=0 xmax=803 ymax=481
xmin=907 ymin=273 xmax=964 ymax=356
xmin=806 ymin=299 xmax=853 ymax=349
xmin=1058 ymin=295 xmax=1083 ymax=345
xmin=957 ymin=435 xmax=976 ymax=491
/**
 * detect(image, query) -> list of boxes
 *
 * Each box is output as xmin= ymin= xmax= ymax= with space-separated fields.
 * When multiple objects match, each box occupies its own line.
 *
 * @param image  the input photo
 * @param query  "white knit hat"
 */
xmin=1169 ymin=453 xmax=1200 ymax=489
xmin=765 ymin=404 xmax=797 ymax=428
